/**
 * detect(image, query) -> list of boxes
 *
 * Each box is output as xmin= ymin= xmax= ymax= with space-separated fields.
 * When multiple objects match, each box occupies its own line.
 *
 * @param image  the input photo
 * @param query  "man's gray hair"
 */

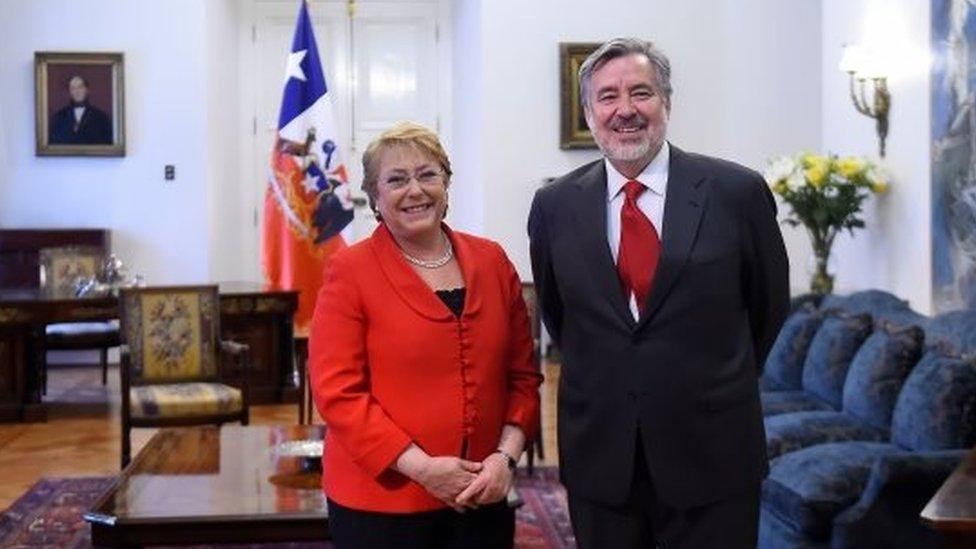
xmin=578 ymin=38 xmax=672 ymax=108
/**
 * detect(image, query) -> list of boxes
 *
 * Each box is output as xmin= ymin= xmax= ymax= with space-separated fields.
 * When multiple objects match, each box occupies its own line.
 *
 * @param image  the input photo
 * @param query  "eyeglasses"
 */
xmin=381 ymin=169 xmax=445 ymax=190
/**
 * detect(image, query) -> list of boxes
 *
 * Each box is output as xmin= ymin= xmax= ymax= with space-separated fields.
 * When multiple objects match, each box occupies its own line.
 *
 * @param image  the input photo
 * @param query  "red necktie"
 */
xmin=617 ymin=180 xmax=661 ymax=315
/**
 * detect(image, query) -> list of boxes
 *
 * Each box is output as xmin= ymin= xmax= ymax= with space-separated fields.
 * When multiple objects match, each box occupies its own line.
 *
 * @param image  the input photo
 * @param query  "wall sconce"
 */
xmin=839 ymin=44 xmax=891 ymax=157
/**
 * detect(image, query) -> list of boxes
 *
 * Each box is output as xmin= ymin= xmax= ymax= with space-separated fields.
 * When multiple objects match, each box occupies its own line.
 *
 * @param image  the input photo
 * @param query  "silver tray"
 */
xmin=272 ymin=439 xmax=323 ymax=458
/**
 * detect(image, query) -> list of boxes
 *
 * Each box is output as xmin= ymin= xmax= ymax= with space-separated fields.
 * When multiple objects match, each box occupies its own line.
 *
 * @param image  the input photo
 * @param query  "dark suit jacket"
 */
xmin=49 ymin=103 xmax=113 ymax=145
xmin=528 ymin=144 xmax=789 ymax=508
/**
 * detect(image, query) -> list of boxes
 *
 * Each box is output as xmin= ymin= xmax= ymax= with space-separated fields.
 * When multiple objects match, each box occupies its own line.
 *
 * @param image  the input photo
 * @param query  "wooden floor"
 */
xmin=0 ymin=361 xmax=560 ymax=510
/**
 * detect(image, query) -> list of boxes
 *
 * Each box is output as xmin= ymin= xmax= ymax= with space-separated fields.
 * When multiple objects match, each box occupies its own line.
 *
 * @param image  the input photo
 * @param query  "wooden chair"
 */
xmin=119 ymin=285 xmax=250 ymax=468
xmin=39 ymin=246 xmax=120 ymax=392
xmin=521 ymin=282 xmax=546 ymax=474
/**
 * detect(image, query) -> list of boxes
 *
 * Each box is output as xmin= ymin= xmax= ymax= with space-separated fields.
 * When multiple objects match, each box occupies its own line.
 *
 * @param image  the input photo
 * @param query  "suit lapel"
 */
xmin=637 ymin=145 xmax=708 ymax=331
xmin=573 ymin=161 xmax=636 ymax=330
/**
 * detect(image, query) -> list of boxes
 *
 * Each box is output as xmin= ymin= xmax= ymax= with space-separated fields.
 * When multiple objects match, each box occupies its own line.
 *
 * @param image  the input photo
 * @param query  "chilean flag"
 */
xmin=262 ymin=0 xmax=354 ymax=331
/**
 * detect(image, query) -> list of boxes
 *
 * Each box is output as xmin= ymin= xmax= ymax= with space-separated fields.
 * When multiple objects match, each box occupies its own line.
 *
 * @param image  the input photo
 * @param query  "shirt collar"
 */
xmin=605 ymin=140 xmax=670 ymax=202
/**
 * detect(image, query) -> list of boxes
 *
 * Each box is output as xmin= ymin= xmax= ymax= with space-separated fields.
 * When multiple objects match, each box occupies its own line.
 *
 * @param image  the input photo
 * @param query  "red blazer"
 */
xmin=309 ymin=223 xmax=542 ymax=513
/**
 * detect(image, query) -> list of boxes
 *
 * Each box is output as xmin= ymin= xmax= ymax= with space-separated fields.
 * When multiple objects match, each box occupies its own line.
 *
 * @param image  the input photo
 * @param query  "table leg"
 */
xmin=23 ymin=326 xmax=47 ymax=422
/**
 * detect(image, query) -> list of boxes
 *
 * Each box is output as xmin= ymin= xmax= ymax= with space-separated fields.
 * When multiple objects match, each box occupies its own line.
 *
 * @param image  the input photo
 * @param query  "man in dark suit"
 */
xmin=49 ymin=75 xmax=113 ymax=145
xmin=528 ymin=38 xmax=790 ymax=548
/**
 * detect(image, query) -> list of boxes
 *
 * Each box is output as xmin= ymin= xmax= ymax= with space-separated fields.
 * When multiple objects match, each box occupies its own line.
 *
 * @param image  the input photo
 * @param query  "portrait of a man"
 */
xmin=35 ymin=51 xmax=125 ymax=156
xmin=49 ymin=75 xmax=113 ymax=145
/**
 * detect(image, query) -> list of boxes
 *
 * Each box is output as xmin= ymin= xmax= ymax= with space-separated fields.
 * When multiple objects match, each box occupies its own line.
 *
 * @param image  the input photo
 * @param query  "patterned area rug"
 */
xmin=0 ymin=468 xmax=575 ymax=548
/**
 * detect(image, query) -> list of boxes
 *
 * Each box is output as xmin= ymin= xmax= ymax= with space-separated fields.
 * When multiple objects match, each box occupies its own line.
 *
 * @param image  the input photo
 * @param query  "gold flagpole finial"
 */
xmin=347 ymin=0 xmax=356 ymax=18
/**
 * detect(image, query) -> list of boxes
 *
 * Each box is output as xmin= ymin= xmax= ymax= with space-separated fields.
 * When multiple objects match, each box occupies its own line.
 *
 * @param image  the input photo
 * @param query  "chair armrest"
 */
xmin=119 ymin=344 xmax=132 ymax=411
xmin=832 ymin=449 xmax=967 ymax=546
xmin=219 ymin=340 xmax=250 ymax=374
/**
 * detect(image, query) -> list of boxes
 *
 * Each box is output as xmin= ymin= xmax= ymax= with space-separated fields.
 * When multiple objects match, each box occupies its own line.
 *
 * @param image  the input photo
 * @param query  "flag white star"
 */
xmin=301 ymin=172 xmax=320 ymax=194
xmin=285 ymin=49 xmax=307 ymax=82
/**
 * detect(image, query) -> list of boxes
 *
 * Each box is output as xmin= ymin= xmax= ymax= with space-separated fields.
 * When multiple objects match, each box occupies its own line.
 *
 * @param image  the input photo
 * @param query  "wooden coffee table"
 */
xmin=84 ymin=425 xmax=328 ymax=546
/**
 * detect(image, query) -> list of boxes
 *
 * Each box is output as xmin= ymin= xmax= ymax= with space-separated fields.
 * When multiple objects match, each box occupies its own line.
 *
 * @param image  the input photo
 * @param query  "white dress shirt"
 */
xmin=605 ymin=140 xmax=670 ymax=320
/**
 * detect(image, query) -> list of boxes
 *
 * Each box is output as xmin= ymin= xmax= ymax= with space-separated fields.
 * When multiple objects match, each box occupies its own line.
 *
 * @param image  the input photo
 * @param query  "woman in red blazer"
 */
xmin=309 ymin=122 xmax=542 ymax=549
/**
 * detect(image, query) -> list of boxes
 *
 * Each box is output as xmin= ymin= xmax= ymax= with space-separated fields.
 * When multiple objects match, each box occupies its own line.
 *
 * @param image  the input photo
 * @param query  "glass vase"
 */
xmin=808 ymin=237 xmax=835 ymax=295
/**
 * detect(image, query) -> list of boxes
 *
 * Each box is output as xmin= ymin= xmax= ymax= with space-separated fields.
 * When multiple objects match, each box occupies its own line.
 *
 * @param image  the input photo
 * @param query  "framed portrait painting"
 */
xmin=559 ymin=42 xmax=600 ymax=149
xmin=35 ymin=51 xmax=125 ymax=157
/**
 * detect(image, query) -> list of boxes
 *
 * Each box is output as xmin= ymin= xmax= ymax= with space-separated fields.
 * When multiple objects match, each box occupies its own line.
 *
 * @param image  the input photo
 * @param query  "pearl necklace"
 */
xmin=400 ymin=233 xmax=454 ymax=269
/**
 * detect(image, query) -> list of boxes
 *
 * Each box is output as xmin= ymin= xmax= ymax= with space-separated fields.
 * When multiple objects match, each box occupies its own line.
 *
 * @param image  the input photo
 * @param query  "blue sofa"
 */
xmin=757 ymin=290 xmax=976 ymax=548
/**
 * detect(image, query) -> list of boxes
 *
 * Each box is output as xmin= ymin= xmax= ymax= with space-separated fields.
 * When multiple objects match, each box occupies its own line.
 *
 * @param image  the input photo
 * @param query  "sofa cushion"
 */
xmin=764 ymin=411 xmax=887 ymax=459
xmin=762 ymin=442 xmax=898 ymax=541
xmin=926 ymin=310 xmax=976 ymax=355
xmin=820 ymin=290 xmax=908 ymax=316
xmin=842 ymin=323 xmax=924 ymax=431
xmin=875 ymin=308 xmax=929 ymax=331
xmin=762 ymin=305 xmax=823 ymax=391
xmin=762 ymin=390 xmax=834 ymax=417
xmin=891 ymin=350 xmax=976 ymax=451
xmin=802 ymin=312 xmax=873 ymax=409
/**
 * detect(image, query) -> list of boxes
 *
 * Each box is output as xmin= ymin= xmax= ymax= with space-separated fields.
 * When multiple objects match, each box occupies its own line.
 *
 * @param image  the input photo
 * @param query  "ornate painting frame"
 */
xmin=559 ymin=42 xmax=600 ymax=150
xmin=35 ymin=51 xmax=125 ymax=157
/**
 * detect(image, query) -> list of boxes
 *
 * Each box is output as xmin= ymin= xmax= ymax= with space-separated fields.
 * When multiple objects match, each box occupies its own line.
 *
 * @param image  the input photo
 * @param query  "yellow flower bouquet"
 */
xmin=763 ymin=153 xmax=888 ymax=294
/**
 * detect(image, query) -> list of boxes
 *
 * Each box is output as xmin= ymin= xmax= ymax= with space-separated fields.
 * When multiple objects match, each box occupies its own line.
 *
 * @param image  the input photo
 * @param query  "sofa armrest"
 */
xmin=832 ymin=450 xmax=967 ymax=548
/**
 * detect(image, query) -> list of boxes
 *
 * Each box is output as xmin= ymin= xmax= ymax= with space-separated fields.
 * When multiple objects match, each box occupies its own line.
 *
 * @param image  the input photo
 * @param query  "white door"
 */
xmin=243 ymin=0 xmax=442 ymax=280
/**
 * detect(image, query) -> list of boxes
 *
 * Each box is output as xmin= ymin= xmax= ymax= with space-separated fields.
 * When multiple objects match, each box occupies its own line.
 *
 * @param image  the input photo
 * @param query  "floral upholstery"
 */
xmin=841 ymin=323 xmax=924 ymax=431
xmin=129 ymin=382 xmax=242 ymax=419
xmin=122 ymin=288 xmax=218 ymax=382
xmin=761 ymin=304 xmax=823 ymax=391
xmin=39 ymin=246 xmax=102 ymax=296
xmin=764 ymin=411 xmax=887 ymax=460
xmin=761 ymin=390 xmax=834 ymax=417
xmin=890 ymin=350 xmax=976 ymax=451
xmin=762 ymin=442 xmax=899 ymax=541
xmin=801 ymin=312 xmax=873 ymax=409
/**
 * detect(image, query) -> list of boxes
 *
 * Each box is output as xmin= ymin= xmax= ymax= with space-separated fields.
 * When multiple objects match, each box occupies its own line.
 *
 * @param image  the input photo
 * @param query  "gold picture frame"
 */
xmin=35 ymin=51 xmax=125 ymax=157
xmin=559 ymin=42 xmax=600 ymax=150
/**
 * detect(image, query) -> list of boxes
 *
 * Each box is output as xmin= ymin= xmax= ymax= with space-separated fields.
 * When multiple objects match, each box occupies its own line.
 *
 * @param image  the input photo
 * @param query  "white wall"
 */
xmin=822 ymin=0 xmax=932 ymax=312
xmin=3 ymin=0 xmax=932 ymax=307
xmin=450 ymin=0 xmax=823 ymax=286
xmin=448 ymin=0 xmax=486 ymax=234
xmin=0 ymin=0 xmax=241 ymax=285
xmin=205 ymin=0 xmax=245 ymax=282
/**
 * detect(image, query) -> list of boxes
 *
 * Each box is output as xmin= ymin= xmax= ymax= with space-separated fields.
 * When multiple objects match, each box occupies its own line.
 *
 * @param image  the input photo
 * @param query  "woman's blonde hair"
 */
xmin=361 ymin=121 xmax=452 ymax=216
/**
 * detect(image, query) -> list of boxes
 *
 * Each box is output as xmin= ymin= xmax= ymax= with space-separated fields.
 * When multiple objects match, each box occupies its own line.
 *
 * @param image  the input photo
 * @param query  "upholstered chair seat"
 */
xmin=129 ymin=382 xmax=243 ymax=419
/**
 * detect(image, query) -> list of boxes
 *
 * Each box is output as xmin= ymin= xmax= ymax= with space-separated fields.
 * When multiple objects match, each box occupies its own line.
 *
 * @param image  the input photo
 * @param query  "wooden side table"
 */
xmin=921 ymin=446 xmax=976 ymax=548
